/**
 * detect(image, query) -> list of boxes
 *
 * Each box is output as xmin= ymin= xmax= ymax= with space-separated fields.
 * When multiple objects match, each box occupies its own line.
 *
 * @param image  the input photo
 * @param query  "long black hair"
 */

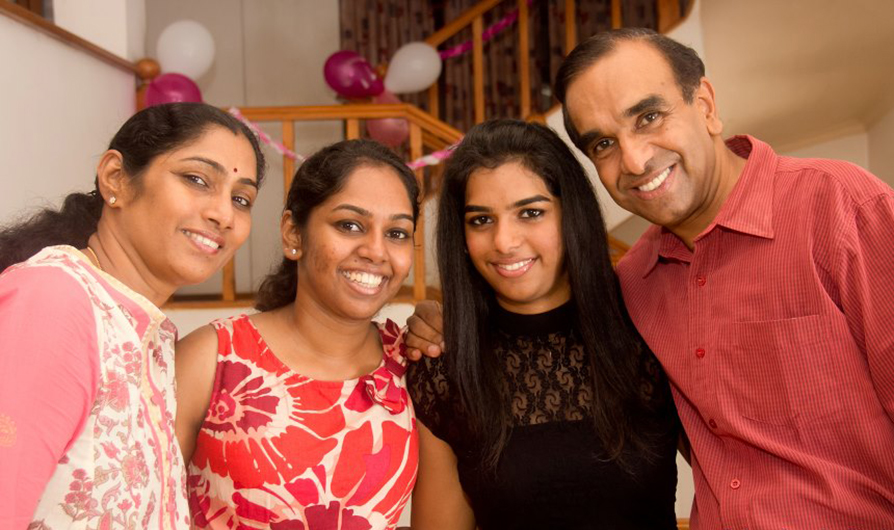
xmin=438 ymin=119 xmax=662 ymax=470
xmin=255 ymin=139 xmax=420 ymax=311
xmin=0 ymin=103 xmax=266 ymax=272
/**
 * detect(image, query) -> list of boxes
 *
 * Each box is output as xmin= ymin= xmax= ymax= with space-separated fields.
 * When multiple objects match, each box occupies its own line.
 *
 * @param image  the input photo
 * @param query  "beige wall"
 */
xmin=145 ymin=1 xmax=345 ymax=296
xmin=869 ymin=107 xmax=894 ymax=188
xmin=0 ymin=13 xmax=135 ymax=225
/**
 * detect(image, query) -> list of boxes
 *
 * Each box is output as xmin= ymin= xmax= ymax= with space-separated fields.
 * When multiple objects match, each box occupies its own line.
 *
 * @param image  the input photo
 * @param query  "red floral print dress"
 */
xmin=187 ymin=315 xmax=418 ymax=530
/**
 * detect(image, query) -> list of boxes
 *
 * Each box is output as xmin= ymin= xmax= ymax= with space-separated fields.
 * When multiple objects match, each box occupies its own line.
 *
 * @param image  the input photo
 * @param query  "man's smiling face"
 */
xmin=564 ymin=40 xmax=726 ymax=238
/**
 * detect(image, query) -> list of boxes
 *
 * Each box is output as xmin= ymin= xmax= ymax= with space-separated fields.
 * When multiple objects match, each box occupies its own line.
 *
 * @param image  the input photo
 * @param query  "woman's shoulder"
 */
xmin=0 ymin=246 xmax=92 ymax=305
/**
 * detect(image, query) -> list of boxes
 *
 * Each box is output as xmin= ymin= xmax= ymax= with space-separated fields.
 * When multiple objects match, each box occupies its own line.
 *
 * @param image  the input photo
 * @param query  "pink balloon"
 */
xmin=145 ymin=73 xmax=203 ymax=106
xmin=366 ymin=91 xmax=409 ymax=147
xmin=323 ymin=50 xmax=384 ymax=99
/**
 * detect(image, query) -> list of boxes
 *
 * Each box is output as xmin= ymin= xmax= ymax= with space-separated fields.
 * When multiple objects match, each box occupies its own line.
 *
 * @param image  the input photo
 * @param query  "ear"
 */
xmin=281 ymin=211 xmax=302 ymax=260
xmin=95 ymin=149 xmax=129 ymax=207
xmin=694 ymin=77 xmax=724 ymax=136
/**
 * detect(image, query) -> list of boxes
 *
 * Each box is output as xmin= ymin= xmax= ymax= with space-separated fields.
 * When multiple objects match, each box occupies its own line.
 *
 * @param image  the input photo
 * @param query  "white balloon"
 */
xmin=156 ymin=20 xmax=216 ymax=80
xmin=384 ymin=42 xmax=443 ymax=94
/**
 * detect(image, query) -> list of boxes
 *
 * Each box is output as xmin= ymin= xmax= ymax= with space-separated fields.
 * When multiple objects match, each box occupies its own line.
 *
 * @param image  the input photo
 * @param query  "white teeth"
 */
xmin=184 ymin=231 xmax=220 ymax=250
xmin=497 ymin=259 xmax=533 ymax=271
xmin=343 ymin=271 xmax=385 ymax=289
xmin=638 ymin=166 xmax=672 ymax=192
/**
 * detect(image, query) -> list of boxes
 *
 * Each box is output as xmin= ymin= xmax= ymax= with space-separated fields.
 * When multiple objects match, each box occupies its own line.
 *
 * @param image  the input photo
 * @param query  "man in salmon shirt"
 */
xmin=407 ymin=28 xmax=894 ymax=529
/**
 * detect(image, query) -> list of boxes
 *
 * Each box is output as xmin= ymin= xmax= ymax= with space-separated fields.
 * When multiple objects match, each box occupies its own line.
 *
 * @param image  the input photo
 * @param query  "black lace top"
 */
xmin=408 ymin=302 xmax=679 ymax=529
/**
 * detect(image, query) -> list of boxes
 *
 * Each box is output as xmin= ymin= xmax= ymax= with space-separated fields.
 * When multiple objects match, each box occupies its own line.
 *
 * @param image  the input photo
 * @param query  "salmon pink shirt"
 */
xmin=617 ymin=136 xmax=894 ymax=529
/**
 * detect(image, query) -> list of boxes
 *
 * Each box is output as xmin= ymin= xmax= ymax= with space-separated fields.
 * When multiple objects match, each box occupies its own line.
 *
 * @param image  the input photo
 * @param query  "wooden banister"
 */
xmin=518 ymin=0 xmax=531 ymax=118
xmin=425 ymin=0 xmax=504 ymax=47
xmin=0 ymin=1 xmax=137 ymax=74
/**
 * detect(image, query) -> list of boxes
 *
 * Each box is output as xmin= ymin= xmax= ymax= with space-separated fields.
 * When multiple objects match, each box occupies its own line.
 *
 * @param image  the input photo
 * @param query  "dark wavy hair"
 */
xmin=0 ymin=103 xmax=266 ymax=272
xmin=255 ymin=139 xmax=420 ymax=312
xmin=437 ymin=119 xmax=662 ymax=471
xmin=555 ymin=27 xmax=705 ymax=152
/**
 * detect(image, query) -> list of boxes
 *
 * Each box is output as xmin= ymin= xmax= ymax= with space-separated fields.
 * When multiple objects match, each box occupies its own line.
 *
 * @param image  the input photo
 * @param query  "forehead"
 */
xmin=565 ymin=41 xmax=680 ymax=128
xmin=324 ymin=164 xmax=413 ymax=211
xmin=465 ymin=162 xmax=552 ymax=205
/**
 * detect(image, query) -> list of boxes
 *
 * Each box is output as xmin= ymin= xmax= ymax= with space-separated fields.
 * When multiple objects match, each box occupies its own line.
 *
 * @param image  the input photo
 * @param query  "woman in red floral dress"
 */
xmin=175 ymin=140 xmax=420 ymax=530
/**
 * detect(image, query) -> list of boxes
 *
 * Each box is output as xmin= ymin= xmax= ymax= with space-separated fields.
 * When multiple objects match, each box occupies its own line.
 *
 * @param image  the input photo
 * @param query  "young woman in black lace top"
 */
xmin=407 ymin=119 xmax=679 ymax=529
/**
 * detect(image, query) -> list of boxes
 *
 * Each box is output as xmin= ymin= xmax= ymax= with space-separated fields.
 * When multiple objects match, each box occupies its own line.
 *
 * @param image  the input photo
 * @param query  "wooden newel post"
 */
xmin=135 ymin=58 xmax=160 ymax=111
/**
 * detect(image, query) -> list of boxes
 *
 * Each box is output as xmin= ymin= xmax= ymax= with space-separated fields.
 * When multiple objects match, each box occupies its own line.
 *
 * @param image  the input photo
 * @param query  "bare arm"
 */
xmin=174 ymin=324 xmax=219 ymax=464
xmin=411 ymin=422 xmax=476 ymax=530
xmin=405 ymin=300 xmax=445 ymax=361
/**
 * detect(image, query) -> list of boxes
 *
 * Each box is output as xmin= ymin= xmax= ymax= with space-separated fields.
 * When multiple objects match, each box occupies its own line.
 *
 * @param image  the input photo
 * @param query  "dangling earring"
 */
xmin=108 ymin=196 xmax=117 ymax=205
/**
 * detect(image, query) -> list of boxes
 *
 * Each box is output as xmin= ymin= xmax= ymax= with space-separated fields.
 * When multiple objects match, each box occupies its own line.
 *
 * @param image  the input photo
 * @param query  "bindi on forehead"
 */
xmin=233 ymin=167 xmax=238 ymax=173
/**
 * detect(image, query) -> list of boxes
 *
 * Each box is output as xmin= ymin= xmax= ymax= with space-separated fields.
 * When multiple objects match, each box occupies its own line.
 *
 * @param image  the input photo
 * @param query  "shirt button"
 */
xmin=730 ymin=479 xmax=741 ymax=489
xmin=696 ymin=275 xmax=707 ymax=286
xmin=709 ymin=419 xmax=718 ymax=429
xmin=696 ymin=348 xmax=706 ymax=359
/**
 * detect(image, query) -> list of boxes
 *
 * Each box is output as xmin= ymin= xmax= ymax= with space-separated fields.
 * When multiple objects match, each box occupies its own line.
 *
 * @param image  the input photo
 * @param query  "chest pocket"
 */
xmin=719 ymin=314 xmax=843 ymax=426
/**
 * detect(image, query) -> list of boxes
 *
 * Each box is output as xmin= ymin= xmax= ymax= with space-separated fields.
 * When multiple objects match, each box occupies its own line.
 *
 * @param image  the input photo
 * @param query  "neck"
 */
xmin=282 ymin=291 xmax=376 ymax=362
xmin=87 ymin=220 xmax=175 ymax=307
xmin=674 ymin=137 xmax=747 ymax=249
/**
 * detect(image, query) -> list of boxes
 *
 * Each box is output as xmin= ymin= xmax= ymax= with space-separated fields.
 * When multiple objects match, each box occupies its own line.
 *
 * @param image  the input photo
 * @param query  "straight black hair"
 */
xmin=0 ymin=103 xmax=266 ymax=272
xmin=437 ymin=119 xmax=662 ymax=470
xmin=255 ymin=139 xmax=420 ymax=311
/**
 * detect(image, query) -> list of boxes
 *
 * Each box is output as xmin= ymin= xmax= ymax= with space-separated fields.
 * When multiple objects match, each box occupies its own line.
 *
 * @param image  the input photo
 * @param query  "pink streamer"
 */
xmin=438 ymin=0 xmax=532 ymax=60
xmin=228 ymin=107 xmax=459 ymax=171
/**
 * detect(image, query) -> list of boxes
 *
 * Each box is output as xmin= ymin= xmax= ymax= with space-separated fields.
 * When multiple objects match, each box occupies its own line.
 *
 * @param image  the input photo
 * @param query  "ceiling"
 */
xmin=700 ymin=0 xmax=894 ymax=151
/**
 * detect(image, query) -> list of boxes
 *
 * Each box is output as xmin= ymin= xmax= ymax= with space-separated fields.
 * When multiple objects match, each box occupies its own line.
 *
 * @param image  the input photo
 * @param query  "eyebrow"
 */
xmin=333 ymin=204 xmax=413 ymax=222
xmin=182 ymin=156 xmax=259 ymax=189
xmin=576 ymin=95 xmax=668 ymax=151
xmin=465 ymin=194 xmax=552 ymax=213
xmin=623 ymin=95 xmax=667 ymax=118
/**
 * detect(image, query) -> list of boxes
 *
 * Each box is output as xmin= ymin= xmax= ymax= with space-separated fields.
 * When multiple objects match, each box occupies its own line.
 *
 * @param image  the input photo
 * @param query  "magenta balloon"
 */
xmin=145 ymin=73 xmax=203 ymax=106
xmin=366 ymin=91 xmax=408 ymax=147
xmin=323 ymin=50 xmax=384 ymax=99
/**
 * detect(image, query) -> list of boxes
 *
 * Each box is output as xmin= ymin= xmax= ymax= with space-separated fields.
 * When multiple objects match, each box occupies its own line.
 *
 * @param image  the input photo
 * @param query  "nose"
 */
xmin=203 ymin=191 xmax=235 ymax=230
xmin=619 ymin=136 xmax=653 ymax=177
xmin=357 ymin=231 xmax=386 ymax=263
xmin=492 ymin=219 xmax=521 ymax=254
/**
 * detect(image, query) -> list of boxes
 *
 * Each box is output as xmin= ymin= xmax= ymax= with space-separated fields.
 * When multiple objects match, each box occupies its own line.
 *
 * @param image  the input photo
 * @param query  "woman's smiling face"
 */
xmin=291 ymin=164 xmax=415 ymax=321
xmin=463 ymin=161 xmax=570 ymax=315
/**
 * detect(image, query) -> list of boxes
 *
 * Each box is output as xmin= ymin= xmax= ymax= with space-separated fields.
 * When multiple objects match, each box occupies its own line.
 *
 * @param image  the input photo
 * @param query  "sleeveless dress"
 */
xmin=187 ymin=315 xmax=417 ymax=530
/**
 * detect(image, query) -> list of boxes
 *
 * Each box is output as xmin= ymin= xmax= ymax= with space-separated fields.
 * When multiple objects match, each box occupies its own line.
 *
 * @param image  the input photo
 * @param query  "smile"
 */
xmin=342 ymin=270 xmax=385 ymax=289
xmin=493 ymin=258 xmax=536 ymax=278
xmin=183 ymin=230 xmax=222 ymax=252
xmin=497 ymin=259 xmax=533 ymax=271
xmin=638 ymin=165 xmax=673 ymax=192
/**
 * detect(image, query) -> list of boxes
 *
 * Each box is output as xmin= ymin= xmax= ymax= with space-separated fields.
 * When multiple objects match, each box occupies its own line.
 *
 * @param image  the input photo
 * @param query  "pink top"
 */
xmin=618 ymin=136 xmax=894 ymax=528
xmin=0 ymin=246 xmax=189 ymax=528
xmin=187 ymin=314 xmax=418 ymax=530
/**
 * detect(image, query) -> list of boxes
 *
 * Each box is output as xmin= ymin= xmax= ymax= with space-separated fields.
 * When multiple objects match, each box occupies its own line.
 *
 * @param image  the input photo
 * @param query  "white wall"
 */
xmin=53 ymin=0 xmax=145 ymax=60
xmin=0 ymin=13 xmax=135 ymax=224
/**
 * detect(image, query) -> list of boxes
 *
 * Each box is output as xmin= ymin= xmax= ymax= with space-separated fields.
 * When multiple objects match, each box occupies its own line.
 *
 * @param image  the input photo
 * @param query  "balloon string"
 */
xmin=438 ymin=0 xmax=534 ymax=60
xmin=228 ymin=107 xmax=459 ymax=170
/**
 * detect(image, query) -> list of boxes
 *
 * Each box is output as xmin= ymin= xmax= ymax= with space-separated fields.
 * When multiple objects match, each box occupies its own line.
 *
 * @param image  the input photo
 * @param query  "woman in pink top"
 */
xmin=0 ymin=103 xmax=266 ymax=529
xmin=175 ymin=140 xmax=420 ymax=529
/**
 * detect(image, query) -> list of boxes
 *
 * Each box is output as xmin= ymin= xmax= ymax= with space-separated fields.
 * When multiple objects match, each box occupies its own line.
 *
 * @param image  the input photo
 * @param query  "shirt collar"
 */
xmin=640 ymin=135 xmax=777 ymax=277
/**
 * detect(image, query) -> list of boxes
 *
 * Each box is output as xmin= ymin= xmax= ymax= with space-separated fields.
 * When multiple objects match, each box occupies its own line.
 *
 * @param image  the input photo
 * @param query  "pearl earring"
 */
xmin=109 ymin=196 xmax=117 ymax=205
xmin=291 ymin=249 xmax=297 ymax=255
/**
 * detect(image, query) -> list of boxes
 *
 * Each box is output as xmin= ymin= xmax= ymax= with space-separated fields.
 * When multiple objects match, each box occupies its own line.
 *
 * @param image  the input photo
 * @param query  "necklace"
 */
xmin=84 ymin=246 xmax=104 ymax=272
